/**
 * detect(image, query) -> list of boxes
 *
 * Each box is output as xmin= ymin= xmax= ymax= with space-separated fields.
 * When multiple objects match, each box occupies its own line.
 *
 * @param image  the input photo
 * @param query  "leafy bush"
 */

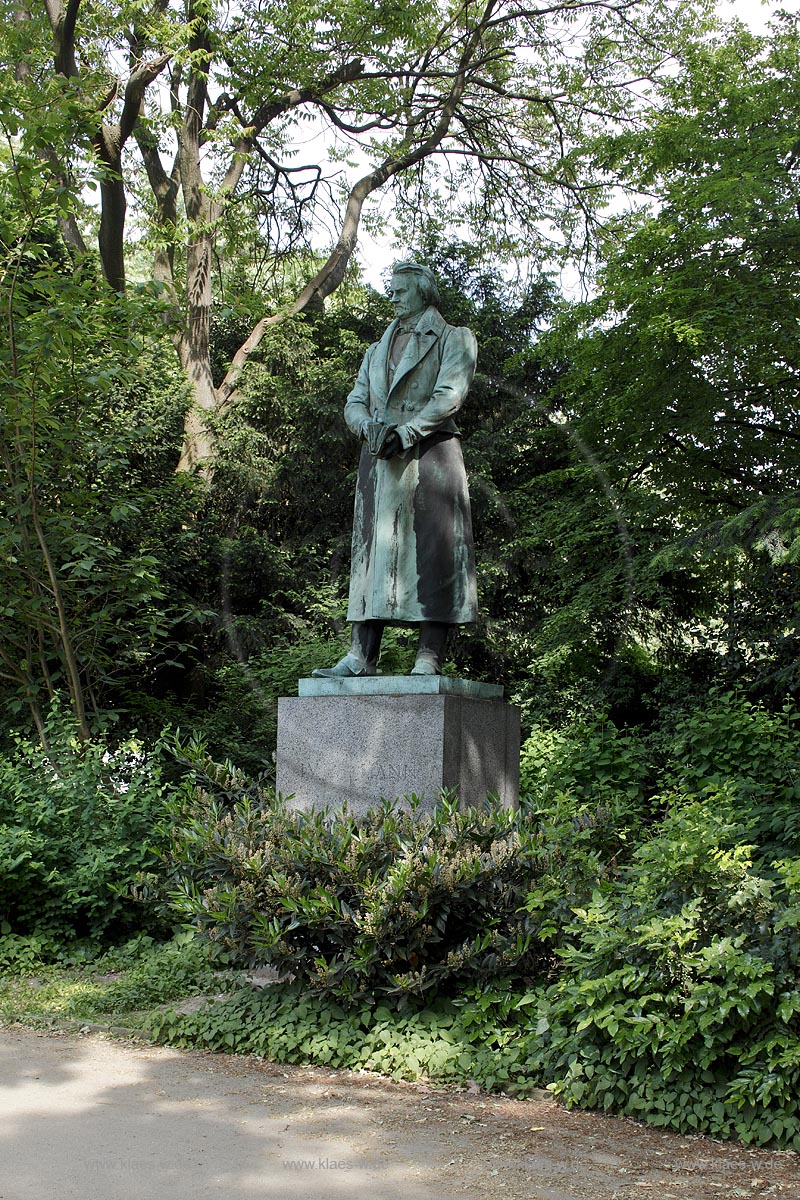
xmin=531 ymin=800 xmax=800 ymax=1149
xmin=520 ymin=693 xmax=800 ymax=872
xmin=156 ymin=753 xmax=561 ymax=1003
xmin=664 ymin=692 xmax=800 ymax=863
xmin=149 ymin=794 xmax=800 ymax=1148
xmin=0 ymin=931 xmax=61 ymax=974
xmin=512 ymin=701 xmax=800 ymax=1147
xmin=520 ymin=717 xmax=651 ymax=809
xmin=21 ymin=689 xmax=793 ymax=1151
xmin=0 ymin=711 xmax=182 ymax=946
xmin=520 ymin=717 xmax=655 ymax=880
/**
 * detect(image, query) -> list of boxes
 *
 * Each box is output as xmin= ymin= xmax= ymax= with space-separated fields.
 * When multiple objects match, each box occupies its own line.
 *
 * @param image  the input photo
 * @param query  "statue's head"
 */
xmin=389 ymin=261 xmax=441 ymax=309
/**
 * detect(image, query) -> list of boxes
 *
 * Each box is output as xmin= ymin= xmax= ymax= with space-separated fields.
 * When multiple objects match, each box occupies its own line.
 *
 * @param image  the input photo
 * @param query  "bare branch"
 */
xmin=216 ymin=0 xmax=500 ymax=409
xmin=316 ymin=101 xmax=400 ymax=136
xmin=211 ymin=58 xmax=365 ymax=212
xmin=486 ymin=0 xmax=645 ymax=25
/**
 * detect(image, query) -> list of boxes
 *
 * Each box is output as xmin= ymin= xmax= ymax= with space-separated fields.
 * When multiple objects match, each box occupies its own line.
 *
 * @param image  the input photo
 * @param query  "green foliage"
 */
xmin=519 ymin=691 xmax=800 ymax=883
xmin=512 ymin=693 xmax=800 ymax=1147
xmin=0 ymin=930 xmax=60 ymax=975
xmin=4 ymin=691 xmax=800 ymax=1151
xmin=0 ymin=146 xmax=202 ymax=739
xmin=540 ymin=17 xmax=800 ymax=700
xmin=521 ymin=716 xmax=650 ymax=809
xmin=145 ymin=704 xmax=800 ymax=1148
xmin=210 ymin=309 xmax=367 ymax=546
xmin=156 ymin=756 xmax=554 ymax=1003
xmin=517 ymin=719 xmax=656 ymax=942
xmin=146 ymin=980 xmax=547 ymax=1093
xmin=665 ymin=692 xmax=800 ymax=863
xmin=3 ymin=10 xmax=800 ymax=1154
xmin=0 ymin=708 xmax=182 ymax=944
xmin=532 ymin=800 xmax=800 ymax=1150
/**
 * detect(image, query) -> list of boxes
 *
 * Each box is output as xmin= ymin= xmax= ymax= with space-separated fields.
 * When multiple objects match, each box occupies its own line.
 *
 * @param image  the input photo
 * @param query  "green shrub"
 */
xmin=0 ymin=711 xmax=182 ymax=946
xmin=520 ymin=717 xmax=653 ymax=856
xmin=520 ymin=693 xmax=800 ymax=879
xmin=518 ymin=717 xmax=655 ymax=932
xmin=0 ymin=930 xmax=61 ymax=974
xmin=145 ymin=697 xmax=800 ymax=1148
xmin=532 ymin=800 xmax=800 ymax=1149
xmin=156 ymin=753 xmax=561 ymax=1003
xmin=665 ymin=692 xmax=800 ymax=862
xmin=521 ymin=717 xmax=651 ymax=807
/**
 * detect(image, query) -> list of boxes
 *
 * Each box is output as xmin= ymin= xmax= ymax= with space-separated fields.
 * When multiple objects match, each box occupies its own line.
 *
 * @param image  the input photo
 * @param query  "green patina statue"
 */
xmin=314 ymin=262 xmax=478 ymax=678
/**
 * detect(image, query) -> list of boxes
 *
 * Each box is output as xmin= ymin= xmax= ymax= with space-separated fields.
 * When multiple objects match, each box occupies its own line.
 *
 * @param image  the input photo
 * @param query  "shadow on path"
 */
xmin=0 ymin=1028 xmax=458 ymax=1200
xmin=2 ymin=1027 xmax=800 ymax=1200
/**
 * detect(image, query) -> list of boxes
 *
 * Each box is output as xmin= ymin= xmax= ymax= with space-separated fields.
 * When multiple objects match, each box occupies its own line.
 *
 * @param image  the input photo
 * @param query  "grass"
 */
xmin=0 ymin=932 xmax=221 ymax=1030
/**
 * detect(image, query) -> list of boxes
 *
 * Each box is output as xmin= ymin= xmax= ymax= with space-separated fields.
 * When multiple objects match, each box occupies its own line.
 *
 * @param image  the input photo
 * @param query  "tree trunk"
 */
xmin=175 ymin=219 xmax=217 ymax=470
xmin=28 ymin=479 xmax=92 ymax=742
xmin=97 ymin=143 xmax=127 ymax=292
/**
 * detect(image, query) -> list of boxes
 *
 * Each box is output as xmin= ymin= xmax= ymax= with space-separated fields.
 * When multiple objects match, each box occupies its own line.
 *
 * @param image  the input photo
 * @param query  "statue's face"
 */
xmin=389 ymin=273 xmax=427 ymax=321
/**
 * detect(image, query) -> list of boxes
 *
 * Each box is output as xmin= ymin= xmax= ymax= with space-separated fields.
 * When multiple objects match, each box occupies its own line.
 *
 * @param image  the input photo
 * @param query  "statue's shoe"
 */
xmin=410 ymin=655 xmax=442 ymax=676
xmin=312 ymin=653 xmax=376 ymax=678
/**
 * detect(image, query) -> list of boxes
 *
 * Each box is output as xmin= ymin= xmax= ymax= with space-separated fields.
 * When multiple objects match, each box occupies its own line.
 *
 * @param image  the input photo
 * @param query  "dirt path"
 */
xmin=1 ymin=1027 xmax=799 ymax=1200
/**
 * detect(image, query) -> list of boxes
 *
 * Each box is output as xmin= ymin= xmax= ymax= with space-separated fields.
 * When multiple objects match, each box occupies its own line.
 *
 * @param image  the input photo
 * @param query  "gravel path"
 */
xmin=1 ymin=1027 xmax=799 ymax=1200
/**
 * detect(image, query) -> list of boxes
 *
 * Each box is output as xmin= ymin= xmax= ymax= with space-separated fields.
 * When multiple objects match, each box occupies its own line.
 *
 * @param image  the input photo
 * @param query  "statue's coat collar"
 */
xmin=383 ymin=306 xmax=445 ymax=394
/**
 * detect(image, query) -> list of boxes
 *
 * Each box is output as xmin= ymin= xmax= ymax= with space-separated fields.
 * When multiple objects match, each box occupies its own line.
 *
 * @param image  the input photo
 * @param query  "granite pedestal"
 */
xmin=276 ymin=676 xmax=520 ymax=815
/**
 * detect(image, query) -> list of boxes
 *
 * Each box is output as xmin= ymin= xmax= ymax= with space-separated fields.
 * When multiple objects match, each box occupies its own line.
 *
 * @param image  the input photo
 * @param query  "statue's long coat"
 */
xmin=343 ymin=306 xmax=479 ymax=625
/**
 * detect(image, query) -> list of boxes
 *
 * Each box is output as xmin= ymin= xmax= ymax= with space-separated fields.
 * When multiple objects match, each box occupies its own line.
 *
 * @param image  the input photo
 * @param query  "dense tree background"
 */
xmin=0 ymin=3 xmax=797 ymax=767
xmin=3 ymin=0 xmax=707 ymax=470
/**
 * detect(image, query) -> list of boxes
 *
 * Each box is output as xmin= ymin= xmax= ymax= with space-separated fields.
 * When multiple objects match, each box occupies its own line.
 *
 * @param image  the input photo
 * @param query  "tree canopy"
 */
xmin=3 ymin=0 xmax=712 ymax=467
xmin=543 ymin=15 xmax=800 ymax=700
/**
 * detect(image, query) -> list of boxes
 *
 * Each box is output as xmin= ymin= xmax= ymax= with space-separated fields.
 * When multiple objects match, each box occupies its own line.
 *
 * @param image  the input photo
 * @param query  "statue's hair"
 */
xmin=390 ymin=261 xmax=441 ymax=307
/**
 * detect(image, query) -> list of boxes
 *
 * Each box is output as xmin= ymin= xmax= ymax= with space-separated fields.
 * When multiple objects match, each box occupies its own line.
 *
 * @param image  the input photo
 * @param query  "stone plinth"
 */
xmin=276 ymin=676 xmax=520 ymax=815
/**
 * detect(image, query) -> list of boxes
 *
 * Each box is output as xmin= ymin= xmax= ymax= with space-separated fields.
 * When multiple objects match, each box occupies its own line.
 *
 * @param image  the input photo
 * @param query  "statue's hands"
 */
xmin=364 ymin=420 xmax=388 ymax=455
xmin=364 ymin=421 xmax=402 ymax=458
xmin=377 ymin=429 xmax=402 ymax=459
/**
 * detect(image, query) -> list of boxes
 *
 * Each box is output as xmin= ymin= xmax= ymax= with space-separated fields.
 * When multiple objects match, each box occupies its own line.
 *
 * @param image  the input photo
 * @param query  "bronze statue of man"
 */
xmin=314 ymin=262 xmax=478 ymax=677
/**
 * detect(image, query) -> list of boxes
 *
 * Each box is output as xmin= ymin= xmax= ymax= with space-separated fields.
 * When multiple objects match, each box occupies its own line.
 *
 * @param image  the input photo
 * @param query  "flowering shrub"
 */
xmin=158 ymin=753 xmax=561 ymax=1002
